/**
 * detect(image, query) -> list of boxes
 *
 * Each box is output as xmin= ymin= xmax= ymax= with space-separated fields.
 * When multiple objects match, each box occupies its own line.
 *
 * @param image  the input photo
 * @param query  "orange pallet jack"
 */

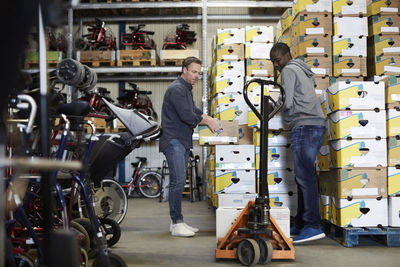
xmin=215 ymin=79 xmax=295 ymax=265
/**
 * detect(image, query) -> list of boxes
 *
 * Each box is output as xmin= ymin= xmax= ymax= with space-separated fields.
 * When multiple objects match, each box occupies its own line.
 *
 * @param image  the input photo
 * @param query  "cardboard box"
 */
xmin=215 ymin=144 xmax=255 ymax=169
xmin=245 ymin=76 xmax=274 ymax=93
xmin=388 ymin=167 xmax=400 ymax=196
xmin=269 ymin=192 xmax=298 ymax=217
xmin=255 ymin=145 xmax=294 ymax=169
xmin=333 ymin=16 xmax=368 ymax=37
xmin=328 ymin=110 xmax=387 ymax=140
xmin=215 ymin=169 xmax=256 ymax=193
xmin=368 ymin=55 xmax=400 ymax=76
xmin=218 ymin=193 xmax=258 ymax=208
xmin=292 ymin=35 xmax=332 ymax=58
xmin=368 ymin=35 xmax=400 ymax=57
xmin=198 ymin=120 xmax=239 ymax=145
xmin=293 ymin=0 xmax=332 ymax=17
xmin=245 ymin=42 xmax=273 ymax=59
xmin=318 ymin=145 xmax=331 ymax=171
xmin=216 ymin=28 xmax=245 ymax=45
xmin=317 ymin=170 xmax=332 ymax=195
xmin=330 ymin=77 xmax=364 ymax=85
xmin=215 ymin=103 xmax=248 ymax=125
xmin=315 ymin=76 xmax=330 ymax=90
xmin=281 ymin=8 xmax=294 ymax=33
xmin=276 ymin=20 xmax=282 ymax=41
xmin=216 ymin=207 xmax=243 ymax=242
xmin=253 ymin=129 xmax=291 ymax=147
xmin=331 ymin=167 xmax=388 ymax=199
xmin=376 ymin=75 xmax=400 ymax=104
xmin=237 ymin=124 xmax=253 ymax=145
xmin=320 ymin=195 xmax=331 ymax=221
xmin=278 ymin=29 xmax=292 ymax=47
xmin=331 ymin=197 xmax=388 ymax=227
xmin=248 ymin=108 xmax=288 ymax=130
xmin=326 ymin=81 xmax=385 ymax=113
xmin=214 ymin=60 xmax=245 ymax=77
xmin=388 ymin=136 xmax=400 ymax=167
xmin=207 ymin=154 xmax=215 ymax=171
xmin=330 ymin=139 xmax=388 ymax=168
xmin=298 ymin=56 xmax=332 ymax=76
xmin=211 ymin=92 xmax=246 ymax=109
xmin=245 ymin=26 xmax=274 ymax=43
xmin=389 ymin=196 xmax=400 ymax=226
xmin=292 ymin=12 xmax=333 ymax=37
xmin=246 ymin=59 xmax=274 ymax=77
xmin=387 ymin=108 xmax=400 ymax=136
xmin=332 ymin=36 xmax=367 ymax=57
xmin=369 ymin=14 xmax=400 ymax=36
xmin=333 ymin=56 xmax=367 ymax=77
xmin=263 ymin=168 xmax=297 ymax=193
xmin=333 ymin=0 xmax=367 ymax=16
xmin=212 ymin=75 xmax=244 ymax=95
xmin=215 ymin=43 xmax=244 ymax=61
xmin=367 ymin=0 xmax=400 ymax=16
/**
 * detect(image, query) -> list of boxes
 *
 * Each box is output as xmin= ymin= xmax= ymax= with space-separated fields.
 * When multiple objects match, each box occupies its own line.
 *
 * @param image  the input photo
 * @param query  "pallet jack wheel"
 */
xmin=237 ymin=238 xmax=260 ymax=266
xmin=258 ymin=238 xmax=273 ymax=265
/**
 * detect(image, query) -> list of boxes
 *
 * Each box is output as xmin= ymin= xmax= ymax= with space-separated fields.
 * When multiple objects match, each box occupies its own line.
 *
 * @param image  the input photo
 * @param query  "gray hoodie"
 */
xmin=279 ymin=59 xmax=325 ymax=130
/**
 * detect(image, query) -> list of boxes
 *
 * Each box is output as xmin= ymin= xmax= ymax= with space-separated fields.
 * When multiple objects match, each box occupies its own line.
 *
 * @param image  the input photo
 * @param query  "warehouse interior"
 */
xmin=1 ymin=0 xmax=400 ymax=266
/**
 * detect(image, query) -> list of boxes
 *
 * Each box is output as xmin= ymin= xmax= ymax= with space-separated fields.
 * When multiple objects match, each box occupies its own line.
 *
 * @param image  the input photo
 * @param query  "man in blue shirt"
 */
xmin=160 ymin=57 xmax=221 ymax=237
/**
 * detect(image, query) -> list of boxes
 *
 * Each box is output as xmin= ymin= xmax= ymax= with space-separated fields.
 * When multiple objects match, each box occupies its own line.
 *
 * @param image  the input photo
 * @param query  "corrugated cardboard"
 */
xmin=245 ymin=59 xmax=274 ymax=77
xmin=388 ymin=136 xmax=400 ymax=167
xmin=332 ymin=36 xmax=367 ymax=57
xmin=367 ymin=0 xmax=400 ymax=17
xmin=293 ymin=0 xmax=332 ymax=17
xmin=293 ymin=35 xmax=332 ymax=58
xmin=298 ymin=55 xmax=332 ymax=76
xmin=215 ymin=169 xmax=256 ymax=193
xmin=368 ymin=35 xmax=400 ymax=57
xmin=368 ymin=55 xmax=400 ymax=76
xmin=386 ymin=108 xmax=400 ymax=136
xmin=369 ymin=14 xmax=400 ymax=36
xmin=333 ymin=16 xmax=368 ymax=37
xmin=389 ymin=196 xmax=400 ymax=226
xmin=333 ymin=0 xmax=367 ymax=16
xmin=292 ymin=12 xmax=333 ymax=37
xmin=245 ymin=26 xmax=274 ymax=43
xmin=245 ymin=42 xmax=273 ymax=59
xmin=198 ymin=120 xmax=239 ymax=145
xmin=215 ymin=144 xmax=255 ymax=169
xmin=215 ymin=43 xmax=244 ymax=61
xmin=212 ymin=75 xmax=244 ymax=95
xmin=216 ymin=28 xmax=245 ymax=45
xmin=333 ymin=56 xmax=367 ymax=77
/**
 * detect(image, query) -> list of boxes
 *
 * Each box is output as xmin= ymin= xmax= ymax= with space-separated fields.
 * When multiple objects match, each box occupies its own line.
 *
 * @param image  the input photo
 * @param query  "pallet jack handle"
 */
xmin=243 ymin=79 xmax=285 ymax=199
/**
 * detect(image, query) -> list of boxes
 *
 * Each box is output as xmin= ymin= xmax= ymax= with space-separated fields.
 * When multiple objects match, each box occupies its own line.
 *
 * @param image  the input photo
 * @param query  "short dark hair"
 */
xmin=181 ymin=57 xmax=202 ymax=74
xmin=270 ymin=42 xmax=291 ymax=58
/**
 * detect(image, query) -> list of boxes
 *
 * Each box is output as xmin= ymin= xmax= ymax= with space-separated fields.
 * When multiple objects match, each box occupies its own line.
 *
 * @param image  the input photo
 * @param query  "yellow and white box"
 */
xmin=214 ymin=60 xmax=245 ymax=77
xmin=331 ymin=197 xmax=388 ymax=227
xmin=387 ymin=108 xmax=400 ymax=136
xmin=367 ymin=0 xmax=400 ymax=17
xmin=368 ymin=35 xmax=400 ymax=57
xmin=216 ymin=207 xmax=243 ymax=242
xmin=215 ymin=169 xmax=256 ymax=194
xmin=245 ymin=42 xmax=273 ymax=59
xmin=382 ymin=75 xmax=400 ymax=104
xmin=298 ymin=56 xmax=332 ymax=76
xmin=246 ymin=59 xmax=274 ymax=77
xmin=215 ymin=103 xmax=248 ymax=125
xmin=328 ymin=110 xmax=387 ymax=140
xmin=318 ymin=145 xmax=331 ymax=171
xmin=292 ymin=12 xmax=333 ymax=36
xmin=255 ymin=145 xmax=294 ymax=169
xmin=293 ymin=35 xmax=332 ymax=58
xmin=333 ymin=36 xmax=367 ymax=57
xmin=333 ymin=56 xmax=367 ymax=77
xmin=248 ymin=108 xmax=288 ymax=130
xmin=293 ymin=0 xmax=332 ymax=16
xmin=269 ymin=192 xmax=298 ymax=217
xmin=333 ymin=16 xmax=368 ymax=37
xmin=216 ymin=28 xmax=245 ymax=45
xmin=369 ymin=14 xmax=400 ymax=36
xmin=315 ymin=76 xmax=330 ymax=91
xmin=388 ymin=167 xmax=400 ymax=196
xmin=330 ymin=139 xmax=388 ymax=168
xmin=388 ymin=136 xmax=400 ymax=167
xmin=245 ymin=26 xmax=274 ymax=43
xmin=331 ymin=167 xmax=388 ymax=199
xmin=263 ymin=168 xmax=297 ymax=193
xmin=317 ymin=170 xmax=332 ymax=196
xmin=281 ymin=8 xmax=293 ymax=33
xmin=245 ymin=76 xmax=274 ymax=93
xmin=211 ymin=92 xmax=246 ymax=108
xmin=253 ymin=129 xmax=291 ymax=147
xmin=368 ymin=55 xmax=400 ymax=76
xmin=320 ymin=195 xmax=331 ymax=221
xmin=333 ymin=0 xmax=367 ymax=16
xmin=326 ymin=81 xmax=385 ymax=113
xmin=389 ymin=196 xmax=400 ymax=226
xmin=215 ymin=43 xmax=244 ymax=61
xmin=198 ymin=120 xmax=239 ymax=145
xmin=215 ymin=144 xmax=255 ymax=169
xmin=218 ymin=193 xmax=258 ymax=208
xmin=213 ymin=75 xmax=244 ymax=95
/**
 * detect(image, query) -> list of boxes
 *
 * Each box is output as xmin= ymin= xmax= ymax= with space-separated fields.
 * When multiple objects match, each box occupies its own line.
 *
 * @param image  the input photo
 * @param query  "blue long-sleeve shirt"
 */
xmin=159 ymin=76 xmax=203 ymax=152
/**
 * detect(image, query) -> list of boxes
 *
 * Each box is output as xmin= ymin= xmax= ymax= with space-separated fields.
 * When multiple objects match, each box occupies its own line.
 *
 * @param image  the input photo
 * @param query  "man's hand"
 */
xmin=200 ymin=114 xmax=222 ymax=133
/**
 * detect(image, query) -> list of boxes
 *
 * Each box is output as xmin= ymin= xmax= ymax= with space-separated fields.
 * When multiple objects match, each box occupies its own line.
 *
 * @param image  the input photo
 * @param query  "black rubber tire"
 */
xmin=99 ymin=217 xmax=121 ymax=247
xmin=237 ymin=238 xmax=260 ymax=266
xmin=72 ymin=218 xmax=96 ymax=259
xmin=14 ymin=253 xmax=35 ymax=267
xmin=258 ymin=237 xmax=273 ymax=265
xmin=92 ymin=252 xmax=127 ymax=267
xmin=79 ymin=247 xmax=88 ymax=267
xmin=70 ymin=220 xmax=91 ymax=253
xmin=138 ymin=171 xmax=161 ymax=199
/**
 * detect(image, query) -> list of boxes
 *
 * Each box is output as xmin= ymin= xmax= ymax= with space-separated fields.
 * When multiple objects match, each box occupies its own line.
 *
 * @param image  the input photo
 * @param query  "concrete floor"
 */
xmin=110 ymin=198 xmax=400 ymax=267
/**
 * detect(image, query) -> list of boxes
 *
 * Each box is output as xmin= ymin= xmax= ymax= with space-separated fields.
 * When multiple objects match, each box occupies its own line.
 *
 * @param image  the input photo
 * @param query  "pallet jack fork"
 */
xmin=215 ymin=79 xmax=295 ymax=266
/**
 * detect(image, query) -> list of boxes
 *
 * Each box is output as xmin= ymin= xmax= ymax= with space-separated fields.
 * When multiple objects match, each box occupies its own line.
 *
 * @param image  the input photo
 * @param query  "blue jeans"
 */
xmin=290 ymin=125 xmax=326 ymax=228
xmin=163 ymin=139 xmax=190 ymax=223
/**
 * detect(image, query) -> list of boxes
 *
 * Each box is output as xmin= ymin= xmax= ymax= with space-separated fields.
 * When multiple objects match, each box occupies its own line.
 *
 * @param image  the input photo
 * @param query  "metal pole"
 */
xmin=201 ymin=0 xmax=208 ymax=201
xmin=67 ymin=8 xmax=74 ymax=103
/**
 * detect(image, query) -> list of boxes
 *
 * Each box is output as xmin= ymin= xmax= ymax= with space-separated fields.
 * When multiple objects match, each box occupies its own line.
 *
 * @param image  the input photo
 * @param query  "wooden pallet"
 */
xmin=80 ymin=60 xmax=116 ymax=67
xmin=24 ymin=60 xmax=60 ymax=69
xmin=322 ymin=220 xmax=400 ymax=247
xmin=117 ymin=58 xmax=156 ymax=67
xmin=160 ymin=59 xmax=183 ymax=66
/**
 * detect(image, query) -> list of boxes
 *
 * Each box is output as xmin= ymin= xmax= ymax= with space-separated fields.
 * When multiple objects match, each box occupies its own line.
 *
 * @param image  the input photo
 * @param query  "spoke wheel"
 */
xmin=138 ymin=171 xmax=161 ymax=199
xmin=258 ymin=237 xmax=273 ymax=265
xmin=237 ymin=238 xmax=260 ymax=266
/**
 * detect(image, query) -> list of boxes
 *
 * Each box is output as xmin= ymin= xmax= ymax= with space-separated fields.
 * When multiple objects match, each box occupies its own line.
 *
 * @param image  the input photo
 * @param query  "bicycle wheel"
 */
xmin=94 ymin=179 xmax=128 ymax=224
xmin=138 ymin=171 xmax=161 ymax=199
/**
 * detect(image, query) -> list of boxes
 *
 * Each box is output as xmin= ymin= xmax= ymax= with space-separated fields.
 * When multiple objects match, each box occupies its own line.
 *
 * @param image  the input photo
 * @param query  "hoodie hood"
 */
xmin=286 ymin=59 xmax=314 ymax=78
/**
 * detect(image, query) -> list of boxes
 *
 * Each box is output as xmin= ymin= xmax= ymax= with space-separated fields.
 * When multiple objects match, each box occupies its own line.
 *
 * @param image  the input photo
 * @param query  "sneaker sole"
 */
xmin=171 ymin=233 xmax=195 ymax=237
xmin=293 ymin=233 xmax=325 ymax=244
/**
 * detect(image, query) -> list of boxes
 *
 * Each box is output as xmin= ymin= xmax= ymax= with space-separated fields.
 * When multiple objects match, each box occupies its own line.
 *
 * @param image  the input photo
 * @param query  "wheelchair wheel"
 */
xmin=99 ymin=217 xmax=121 ymax=247
xmin=92 ymin=252 xmax=127 ymax=267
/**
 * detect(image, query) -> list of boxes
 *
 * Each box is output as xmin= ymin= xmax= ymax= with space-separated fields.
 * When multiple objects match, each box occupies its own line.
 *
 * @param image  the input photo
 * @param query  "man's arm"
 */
xmin=280 ymin=67 xmax=296 ymax=112
xmin=199 ymin=114 xmax=221 ymax=133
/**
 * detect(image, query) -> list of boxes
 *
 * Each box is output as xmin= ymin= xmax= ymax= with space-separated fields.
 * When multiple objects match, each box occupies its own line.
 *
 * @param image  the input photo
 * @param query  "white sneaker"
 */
xmin=169 ymin=221 xmax=199 ymax=233
xmin=171 ymin=223 xmax=195 ymax=237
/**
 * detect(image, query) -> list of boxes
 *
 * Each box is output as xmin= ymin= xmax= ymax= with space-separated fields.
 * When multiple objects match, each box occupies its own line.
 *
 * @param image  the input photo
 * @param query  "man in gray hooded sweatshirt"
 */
xmin=270 ymin=43 xmax=326 ymax=243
